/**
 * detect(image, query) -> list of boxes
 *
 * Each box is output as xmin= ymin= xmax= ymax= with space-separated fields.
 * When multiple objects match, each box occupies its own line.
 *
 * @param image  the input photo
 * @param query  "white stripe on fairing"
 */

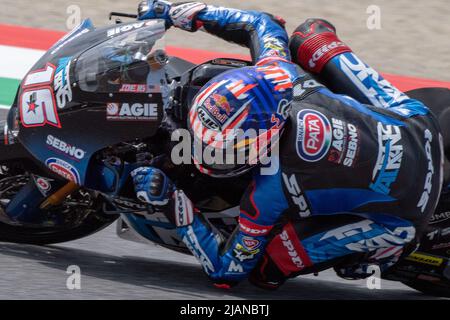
xmin=0 ymin=105 xmax=10 ymax=109
xmin=0 ymin=45 xmax=45 ymax=80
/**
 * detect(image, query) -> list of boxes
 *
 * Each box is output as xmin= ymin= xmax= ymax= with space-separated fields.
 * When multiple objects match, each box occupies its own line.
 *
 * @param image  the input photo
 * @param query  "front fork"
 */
xmin=4 ymin=174 xmax=69 ymax=224
xmin=40 ymin=181 xmax=79 ymax=209
xmin=3 ymin=155 xmax=141 ymax=225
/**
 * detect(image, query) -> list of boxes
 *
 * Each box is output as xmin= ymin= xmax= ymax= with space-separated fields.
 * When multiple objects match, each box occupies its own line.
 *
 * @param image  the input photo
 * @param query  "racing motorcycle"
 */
xmin=0 ymin=14 xmax=449 ymax=297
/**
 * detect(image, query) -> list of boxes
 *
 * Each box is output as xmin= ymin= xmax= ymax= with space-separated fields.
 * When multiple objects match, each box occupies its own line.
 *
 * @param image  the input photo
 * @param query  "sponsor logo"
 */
xmin=173 ymin=190 xmax=194 ymax=227
xmin=239 ymin=218 xmax=272 ymax=236
xmin=417 ymin=129 xmax=435 ymax=213
xmin=405 ymin=252 xmax=443 ymax=267
xmin=119 ymin=84 xmax=147 ymax=93
xmin=339 ymin=53 xmax=410 ymax=110
xmin=280 ymin=230 xmax=305 ymax=269
xmin=369 ymin=123 xmax=403 ymax=195
xmin=432 ymin=242 xmax=450 ymax=250
xmin=344 ymin=124 xmax=359 ymax=167
xmin=106 ymin=103 xmax=158 ymax=121
xmin=46 ymin=135 xmax=86 ymax=160
xmin=426 ymin=229 xmax=439 ymax=241
xmin=282 ymin=173 xmax=310 ymax=218
xmin=441 ymin=227 xmax=450 ymax=237
xmin=107 ymin=21 xmax=157 ymax=37
xmin=430 ymin=211 xmax=450 ymax=224
xmin=227 ymin=261 xmax=244 ymax=274
xmin=183 ymin=226 xmax=215 ymax=274
xmin=319 ymin=219 xmax=415 ymax=253
xmin=266 ymin=223 xmax=312 ymax=274
xmin=233 ymin=243 xmax=259 ymax=262
xmin=35 ymin=177 xmax=51 ymax=194
xmin=197 ymin=107 xmax=220 ymax=130
xmin=45 ymin=158 xmax=80 ymax=184
xmin=211 ymin=93 xmax=232 ymax=115
xmin=54 ymin=57 xmax=72 ymax=109
xmin=328 ymin=118 xmax=359 ymax=167
xmin=309 ymin=41 xmax=347 ymax=69
xmin=242 ymin=237 xmax=261 ymax=251
xmin=296 ymin=109 xmax=331 ymax=162
xmin=201 ymin=93 xmax=232 ymax=126
xmin=262 ymin=36 xmax=288 ymax=57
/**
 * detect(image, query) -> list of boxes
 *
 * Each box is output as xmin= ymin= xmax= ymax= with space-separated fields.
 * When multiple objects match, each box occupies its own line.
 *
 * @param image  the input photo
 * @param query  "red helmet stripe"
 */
xmin=197 ymin=79 xmax=228 ymax=106
xmin=232 ymin=83 xmax=257 ymax=99
xmin=223 ymin=107 xmax=249 ymax=130
xmin=222 ymin=98 xmax=253 ymax=130
xmin=274 ymin=82 xmax=293 ymax=91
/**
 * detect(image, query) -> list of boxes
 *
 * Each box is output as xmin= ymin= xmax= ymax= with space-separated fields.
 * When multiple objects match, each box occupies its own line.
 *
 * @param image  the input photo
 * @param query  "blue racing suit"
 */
xmin=136 ymin=3 xmax=443 ymax=287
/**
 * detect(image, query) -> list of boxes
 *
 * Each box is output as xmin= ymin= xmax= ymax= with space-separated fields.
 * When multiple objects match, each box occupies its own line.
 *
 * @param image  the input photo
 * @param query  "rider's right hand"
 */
xmin=131 ymin=166 xmax=174 ymax=207
xmin=137 ymin=0 xmax=173 ymax=24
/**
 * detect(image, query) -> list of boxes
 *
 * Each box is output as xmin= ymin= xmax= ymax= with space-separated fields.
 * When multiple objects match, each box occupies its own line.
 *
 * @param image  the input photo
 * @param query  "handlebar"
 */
xmin=109 ymin=12 xmax=138 ymax=20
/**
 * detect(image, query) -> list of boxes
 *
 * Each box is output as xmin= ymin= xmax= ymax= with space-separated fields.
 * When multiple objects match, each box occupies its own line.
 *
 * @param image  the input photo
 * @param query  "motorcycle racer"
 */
xmin=133 ymin=1 xmax=444 ymax=288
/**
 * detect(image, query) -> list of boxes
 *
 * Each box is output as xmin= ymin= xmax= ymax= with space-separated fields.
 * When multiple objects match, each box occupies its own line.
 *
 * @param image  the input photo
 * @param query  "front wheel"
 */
xmin=0 ymin=161 xmax=118 ymax=245
xmin=0 ymin=209 xmax=117 ymax=245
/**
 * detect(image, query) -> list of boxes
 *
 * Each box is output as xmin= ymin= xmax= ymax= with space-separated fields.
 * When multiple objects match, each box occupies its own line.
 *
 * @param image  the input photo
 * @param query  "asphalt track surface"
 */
xmin=1 ymin=222 xmax=446 ymax=300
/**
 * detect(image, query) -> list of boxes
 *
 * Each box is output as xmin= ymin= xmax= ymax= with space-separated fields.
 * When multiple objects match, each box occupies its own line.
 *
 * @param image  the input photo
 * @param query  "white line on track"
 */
xmin=0 ymin=45 xmax=45 ymax=80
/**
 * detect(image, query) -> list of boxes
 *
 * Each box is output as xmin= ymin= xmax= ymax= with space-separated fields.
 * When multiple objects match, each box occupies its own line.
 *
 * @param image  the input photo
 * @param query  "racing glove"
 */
xmin=137 ymin=0 xmax=172 ymax=22
xmin=138 ymin=1 xmax=207 ymax=31
xmin=131 ymin=166 xmax=174 ymax=206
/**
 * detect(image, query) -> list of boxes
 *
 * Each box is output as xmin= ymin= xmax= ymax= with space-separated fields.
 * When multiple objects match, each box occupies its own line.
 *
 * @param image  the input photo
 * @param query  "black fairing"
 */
xmin=12 ymin=19 xmax=170 ymax=185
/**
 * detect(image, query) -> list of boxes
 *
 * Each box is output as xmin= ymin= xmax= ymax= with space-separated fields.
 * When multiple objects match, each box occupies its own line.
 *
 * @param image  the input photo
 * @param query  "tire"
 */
xmin=0 ymin=159 xmax=119 ymax=245
xmin=0 ymin=210 xmax=118 ymax=245
xmin=402 ymin=280 xmax=450 ymax=298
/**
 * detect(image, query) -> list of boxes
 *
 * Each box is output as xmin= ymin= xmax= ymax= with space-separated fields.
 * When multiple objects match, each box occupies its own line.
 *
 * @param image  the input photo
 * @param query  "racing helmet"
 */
xmin=188 ymin=64 xmax=294 ymax=177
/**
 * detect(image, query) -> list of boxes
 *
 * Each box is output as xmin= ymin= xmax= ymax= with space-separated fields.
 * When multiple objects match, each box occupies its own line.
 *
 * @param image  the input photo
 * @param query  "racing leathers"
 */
xmin=135 ymin=2 xmax=443 ymax=287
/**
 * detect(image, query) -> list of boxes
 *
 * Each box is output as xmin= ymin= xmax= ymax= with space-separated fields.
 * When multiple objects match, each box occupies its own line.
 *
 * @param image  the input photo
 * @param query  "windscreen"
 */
xmin=75 ymin=20 xmax=167 ymax=94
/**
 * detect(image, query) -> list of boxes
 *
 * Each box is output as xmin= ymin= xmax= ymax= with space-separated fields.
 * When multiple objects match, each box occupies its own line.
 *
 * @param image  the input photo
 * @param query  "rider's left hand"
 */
xmin=137 ymin=0 xmax=173 ymax=23
xmin=131 ymin=166 xmax=174 ymax=207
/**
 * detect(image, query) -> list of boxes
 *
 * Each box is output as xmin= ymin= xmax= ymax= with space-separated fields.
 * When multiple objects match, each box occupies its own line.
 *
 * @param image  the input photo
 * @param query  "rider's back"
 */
xmin=280 ymin=85 xmax=443 ymax=234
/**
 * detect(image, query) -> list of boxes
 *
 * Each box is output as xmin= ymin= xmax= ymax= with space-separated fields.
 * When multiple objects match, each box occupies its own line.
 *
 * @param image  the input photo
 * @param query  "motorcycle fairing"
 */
xmin=14 ymin=20 xmax=168 ymax=185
